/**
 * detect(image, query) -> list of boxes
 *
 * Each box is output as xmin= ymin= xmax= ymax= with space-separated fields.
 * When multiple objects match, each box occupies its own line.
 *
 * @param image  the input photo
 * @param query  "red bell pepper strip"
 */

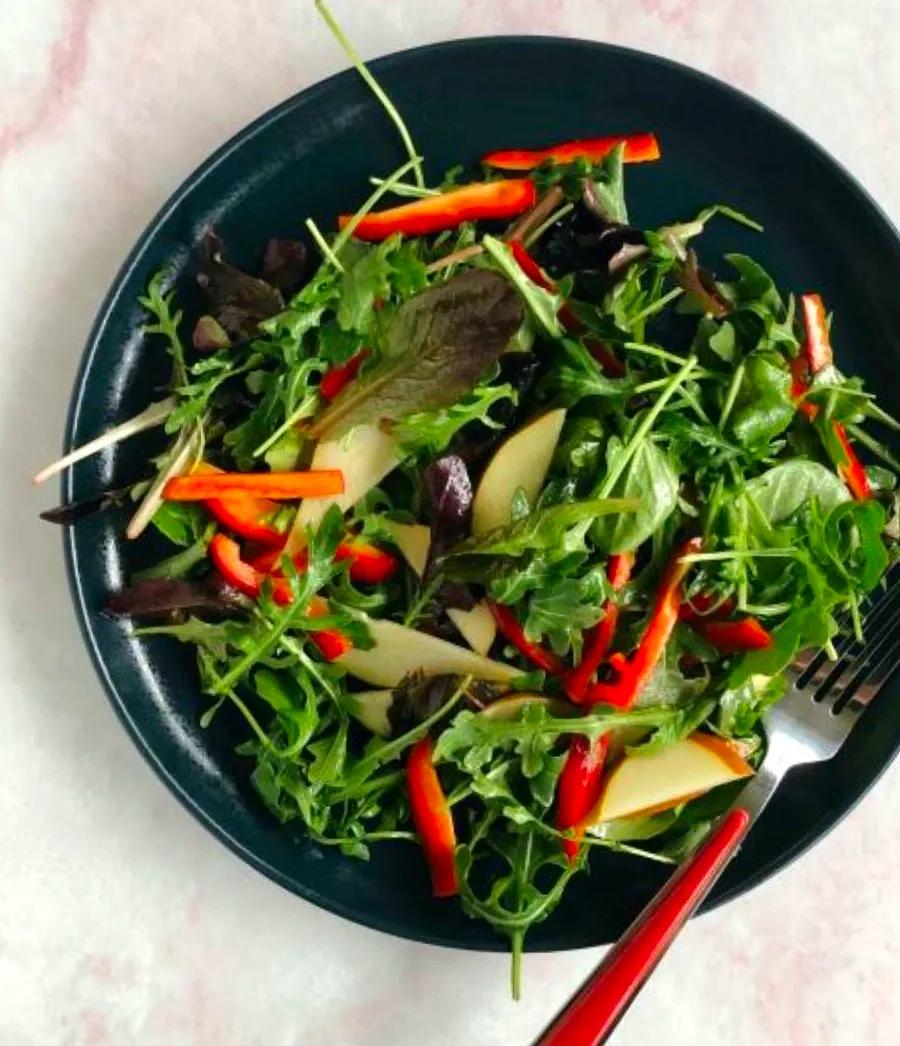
xmin=407 ymin=737 xmax=459 ymax=897
xmin=586 ymin=538 xmax=701 ymax=708
xmin=791 ymin=295 xmax=871 ymax=499
xmin=801 ymin=293 xmax=833 ymax=373
xmin=164 ymin=470 xmax=344 ymax=502
xmin=335 ymin=538 xmax=400 ymax=584
xmin=565 ymin=552 xmax=635 ymax=702
xmin=832 ymin=421 xmax=871 ymax=500
xmin=691 ymin=617 xmax=773 ymax=652
xmin=208 ymin=535 xmax=349 ymax=659
xmin=509 ymin=238 xmax=554 ymax=289
xmin=678 ymin=592 xmax=773 ymax=652
xmin=338 ymin=179 xmax=537 ymax=242
xmin=194 ymin=464 xmax=283 ymax=546
xmin=248 ymin=538 xmax=398 ymax=586
xmin=556 ymin=734 xmax=610 ymax=861
xmin=678 ymin=592 xmax=735 ymax=623
xmin=482 ymin=133 xmax=661 ymax=171
xmin=487 ymin=601 xmax=565 ymax=675
xmin=320 ymin=349 xmax=370 ymax=401
xmin=306 ymin=596 xmax=352 ymax=660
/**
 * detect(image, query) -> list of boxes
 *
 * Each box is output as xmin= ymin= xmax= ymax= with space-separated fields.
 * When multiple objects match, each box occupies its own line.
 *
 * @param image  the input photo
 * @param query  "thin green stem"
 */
xmin=330 ymin=156 xmax=424 ymax=258
xmin=628 ymin=287 xmax=684 ymax=327
xmin=718 ymin=361 xmax=745 ymax=431
xmin=523 ymin=202 xmax=574 ymax=247
xmin=305 ymin=218 xmax=345 ymax=272
xmin=368 ymin=176 xmax=438 ymax=198
xmin=315 ymin=0 xmax=425 ymax=187
xmin=597 ymin=356 xmax=697 ymax=497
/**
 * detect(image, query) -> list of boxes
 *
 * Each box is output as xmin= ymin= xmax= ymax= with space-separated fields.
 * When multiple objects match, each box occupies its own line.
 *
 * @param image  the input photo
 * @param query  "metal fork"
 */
xmin=538 ymin=566 xmax=900 ymax=1046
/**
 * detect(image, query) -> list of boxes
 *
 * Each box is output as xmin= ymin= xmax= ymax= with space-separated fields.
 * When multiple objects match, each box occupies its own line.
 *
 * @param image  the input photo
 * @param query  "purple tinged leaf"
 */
xmin=106 ymin=577 xmax=249 ymax=619
xmin=260 ymin=237 xmax=308 ymax=296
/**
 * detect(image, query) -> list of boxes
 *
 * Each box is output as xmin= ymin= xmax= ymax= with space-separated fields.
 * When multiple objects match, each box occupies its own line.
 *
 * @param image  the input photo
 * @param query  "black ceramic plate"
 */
xmin=64 ymin=37 xmax=900 ymax=950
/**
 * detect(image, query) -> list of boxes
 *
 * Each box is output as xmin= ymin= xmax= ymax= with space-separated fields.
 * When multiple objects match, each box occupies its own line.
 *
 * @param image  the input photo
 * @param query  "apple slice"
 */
xmin=285 ymin=423 xmax=400 ymax=554
xmin=585 ymin=733 xmax=753 ymax=825
xmin=384 ymin=521 xmax=431 ymax=577
xmin=447 ymin=602 xmax=497 ymax=655
xmin=337 ymin=617 xmax=520 ymax=687
xmin=473 ymin=408 xmax=567 ymax=535
xmin=344 ymin=689 xmax=394 ymax=737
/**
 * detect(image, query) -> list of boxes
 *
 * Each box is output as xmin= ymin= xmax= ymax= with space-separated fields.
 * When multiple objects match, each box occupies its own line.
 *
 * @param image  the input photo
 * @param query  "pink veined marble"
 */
xmin=4 ymin=2 xmax=899 ymax=1044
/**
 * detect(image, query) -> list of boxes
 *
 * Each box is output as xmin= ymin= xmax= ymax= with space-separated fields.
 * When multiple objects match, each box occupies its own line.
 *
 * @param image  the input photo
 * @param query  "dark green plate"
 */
xmin=64 ymin=37 xmax=900 ymax=950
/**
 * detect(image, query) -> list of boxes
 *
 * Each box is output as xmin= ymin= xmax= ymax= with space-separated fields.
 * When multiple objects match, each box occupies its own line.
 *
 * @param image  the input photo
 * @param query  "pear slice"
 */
xmin=447 ymin=602 xmax=497 ymax=655
xmin=337 ymin=617 xmax=520 ymax=687
xmin=285 ymin=424 xmax=400 ymax=554
xmin=472 ymin=408 xmax=566 ymax=535
xmin=344 ymin=689 xmax=394 ymax=737
xmin=384 ymin=521 xmax=431 ymax=578
xmin=585 ymin=733 xmax=753 ymax=825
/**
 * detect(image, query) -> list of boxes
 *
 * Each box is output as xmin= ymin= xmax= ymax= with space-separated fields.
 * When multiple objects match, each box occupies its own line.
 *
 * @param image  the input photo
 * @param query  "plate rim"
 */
xmin=62 ymin=34 xmax=900 ymax=951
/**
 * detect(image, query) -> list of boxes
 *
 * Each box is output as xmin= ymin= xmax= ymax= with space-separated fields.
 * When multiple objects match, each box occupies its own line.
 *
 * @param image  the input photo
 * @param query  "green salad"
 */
xmin=37 ymin=3 xmax=899 ymax=997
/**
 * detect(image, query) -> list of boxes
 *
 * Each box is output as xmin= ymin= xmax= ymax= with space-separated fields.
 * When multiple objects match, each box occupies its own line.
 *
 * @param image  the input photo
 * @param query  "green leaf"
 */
xmin=394 ymin=377 xmax=516 ymax=457
xmin=744 ymin=461 xmax=850 ymax=524
xmin=310 ymin=269 xmax=523 ymax=439
xmin=592 ymin=437 xmax=679 ymax=554
xmin=481 ymin=235 xmax=563 ymax=338
xmin=729 ymin=607 xmax=833 ymax=688
xmin=337 ymin=239 xmax=394 ymax=334
xmin=448 ymin=498 xmax=638 ymax=559
xmin=583 ymin=143 xmax=628 ymax=224
xmin=150 ymin=501 xmax=207 ymax=547
xmin=729 ymin=352 xmax=795 ymax=448
xmin=718 ymin=674 xmax=786 ymax=736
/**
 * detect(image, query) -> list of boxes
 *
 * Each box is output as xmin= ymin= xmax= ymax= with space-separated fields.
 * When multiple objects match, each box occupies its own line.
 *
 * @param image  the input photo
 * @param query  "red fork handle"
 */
xmin=537 ymin=807 xmax=751 ymax=1046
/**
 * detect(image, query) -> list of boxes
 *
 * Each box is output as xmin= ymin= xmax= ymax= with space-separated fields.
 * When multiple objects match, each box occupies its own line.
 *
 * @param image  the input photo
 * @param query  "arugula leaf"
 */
xmin=447 ymin=498 xmax=637 ymax=560
xmin=394 ymin=375 xmax=515 ymax=457
xmin=581 ymin=143 xmax=628 ymax=224
xmin=744 ymin=461 xmax=849 ymax=523
xmin=310 ymin=269 xmax=523 ymax=439
xmin=728 ymin=352 xmax=795 ymax=448
xmin=481 ymin=236 xmax=563 ymax=338
xmin=592 ymin=437 xmax=679 ymax=553
xmin=718 ymin=673 xmax=786 ymax=737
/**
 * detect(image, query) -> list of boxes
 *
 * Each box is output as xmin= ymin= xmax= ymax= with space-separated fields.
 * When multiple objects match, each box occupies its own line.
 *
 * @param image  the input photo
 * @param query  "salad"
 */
xmin=37 ymin=4 xmax=899 ymax=997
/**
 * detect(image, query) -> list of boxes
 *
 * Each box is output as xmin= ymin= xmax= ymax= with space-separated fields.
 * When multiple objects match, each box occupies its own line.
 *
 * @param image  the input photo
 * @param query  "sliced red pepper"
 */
xmin=194 ymin=465 xmax=283 ymax=546
xmin=209 ymin=532 xmax=292 ymax=604
xmin=679 ymin=592 xmax=736 ymax=624
xmin=832 ymin=420 xmax=871 ymax=500
xmin=306 ymin=596 xmax=352 ymax=660
xmin=565 ymin=552 xmax=635 ymax=702
xmin=509 ymin=238 xmax=554 ymax=290
xmin=487 ymin=601 xmax=565 ymax=675
xmin=338 ymin=179 xmax=537 ymax=241
xmin=482 ymin=133 xmax=661 ymax=171
xmin=586 ymin=538 xmax=701 ymax=708
xmin=792 ymin=296 xmax=870 ymax=499
xmin=407 ymin=737 xmax=459 ymax=898
xmin=556 ymin=734 xmax=610 ymax=861
xmin=691 ymin=617 xmax=773 ymax=652
xmin=164 ymin=470 xmax=344 ymax=502
xmin=320 ymin=349 xmax=370 ymax=401
xmin=208 ymin=536 xmax=349 ymax=659
xmin=801 ymin=293 xmax=833 ymax=374
xmin=248 ymin=538 xmax=398 ymax=586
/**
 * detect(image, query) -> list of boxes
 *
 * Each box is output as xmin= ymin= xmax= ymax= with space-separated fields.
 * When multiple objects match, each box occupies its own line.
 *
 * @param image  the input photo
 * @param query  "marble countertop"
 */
xmin=4 ymin=2 xmax=900 ymax=1043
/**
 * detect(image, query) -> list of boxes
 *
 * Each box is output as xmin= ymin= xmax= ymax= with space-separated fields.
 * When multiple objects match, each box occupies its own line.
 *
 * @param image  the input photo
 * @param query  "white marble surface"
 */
xmin=4 ymin=2 xmax=900 ymax=1043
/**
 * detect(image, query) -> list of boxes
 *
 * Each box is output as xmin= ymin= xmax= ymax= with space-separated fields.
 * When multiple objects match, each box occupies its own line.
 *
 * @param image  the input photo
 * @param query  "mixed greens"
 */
xmin=38 ymin=3 xmax=900 ymax=997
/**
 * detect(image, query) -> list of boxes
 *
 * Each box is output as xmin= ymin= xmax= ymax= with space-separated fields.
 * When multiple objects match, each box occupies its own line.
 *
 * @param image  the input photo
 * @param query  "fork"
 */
xmin=537 ymin=567 xmax=900 ymax=1046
